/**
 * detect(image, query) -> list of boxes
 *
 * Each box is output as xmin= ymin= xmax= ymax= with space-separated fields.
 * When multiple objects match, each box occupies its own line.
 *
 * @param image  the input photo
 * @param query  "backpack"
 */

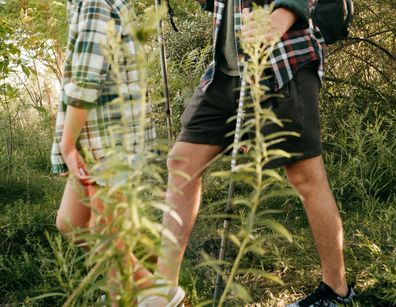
xmin=312 ymin=0 xmax=354 ymax=44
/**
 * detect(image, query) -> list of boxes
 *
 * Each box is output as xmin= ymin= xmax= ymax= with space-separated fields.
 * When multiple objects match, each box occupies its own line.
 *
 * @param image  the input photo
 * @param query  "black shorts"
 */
xmin=178 ymin=65 xmax=323 ymax=168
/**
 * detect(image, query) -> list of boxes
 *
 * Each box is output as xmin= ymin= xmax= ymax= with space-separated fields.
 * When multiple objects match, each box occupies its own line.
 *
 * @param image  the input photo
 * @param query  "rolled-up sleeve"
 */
xmin=274 ymin=0 xmax=309 ymax=26
xmin=64 ymin=0 xmax=111 ymax=109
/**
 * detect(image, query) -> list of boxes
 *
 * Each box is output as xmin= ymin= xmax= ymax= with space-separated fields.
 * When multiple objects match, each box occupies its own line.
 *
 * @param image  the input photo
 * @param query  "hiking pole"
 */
xmin=213 ymin=62 xmax=248 ymax=306
xmin=154 ymin=0 xmax=176 ymax=145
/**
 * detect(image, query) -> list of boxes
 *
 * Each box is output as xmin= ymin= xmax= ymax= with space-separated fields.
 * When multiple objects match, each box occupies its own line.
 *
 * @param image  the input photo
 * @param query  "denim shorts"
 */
xmin=178 ymin=65 xmax=323 ymax=168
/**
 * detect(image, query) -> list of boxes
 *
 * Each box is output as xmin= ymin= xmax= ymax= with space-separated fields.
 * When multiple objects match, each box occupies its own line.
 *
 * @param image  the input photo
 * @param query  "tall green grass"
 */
xmin=0 ymin=0 xmax=395 ymax=306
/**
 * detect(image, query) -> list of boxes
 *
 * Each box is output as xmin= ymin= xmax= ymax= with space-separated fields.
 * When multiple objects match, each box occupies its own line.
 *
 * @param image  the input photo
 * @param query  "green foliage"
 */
xmin=147 ymin=0 xmax=212 ymax=137
xmin=198 ymin=6 xmax=294 ymax=305
xmin=0 ymin=197 xmax=63 ymax=305
xmin=44 ymin=6 xmax=183 ymax=306
xmin=0 ymin=0 xmax=395 ymax=305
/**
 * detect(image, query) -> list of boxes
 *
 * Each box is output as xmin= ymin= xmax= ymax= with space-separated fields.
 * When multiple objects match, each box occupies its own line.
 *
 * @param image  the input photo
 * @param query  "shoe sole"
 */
xmin=166 ymin=287 xmax=185 ymax=307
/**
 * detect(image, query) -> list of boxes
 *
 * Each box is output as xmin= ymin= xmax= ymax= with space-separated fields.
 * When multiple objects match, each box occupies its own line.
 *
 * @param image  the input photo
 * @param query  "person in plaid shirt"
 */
xmin=51 ymin=0 xmax=155 ymax=299
xmin=149 ymin=0 xmax=356 ymax=306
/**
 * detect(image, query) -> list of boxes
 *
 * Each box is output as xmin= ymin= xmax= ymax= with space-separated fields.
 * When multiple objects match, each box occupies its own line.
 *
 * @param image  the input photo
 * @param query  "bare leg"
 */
xmin=285 ymin=156 xmax=348 ymax=296
xmin=87 ymin=186 xmax=153 ymax=306
xmin=56 ymin=177 xmax=152 ymax=306
xmin=156 ymin=142 xmax=222 ymax=286
xmin=56 ymin=177 xmax=91 ymax=237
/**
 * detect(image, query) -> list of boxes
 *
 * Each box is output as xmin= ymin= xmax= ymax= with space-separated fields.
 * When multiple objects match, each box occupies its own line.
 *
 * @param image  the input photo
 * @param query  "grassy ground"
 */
xmin=1 ymin=0 xmax=395 ymax=304
xmin=1 ymin=8 xmax=395 ymax=305
xmin=1 ymin=99 xmax=394 ymax=306
xmin=182 ymin=165 xmax=395 ymax=306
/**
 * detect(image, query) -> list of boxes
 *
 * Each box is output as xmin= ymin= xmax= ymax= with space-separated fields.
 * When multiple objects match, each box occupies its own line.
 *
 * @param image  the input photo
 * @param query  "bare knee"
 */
xmin=56 ymin=210 xmax=89 ymax=235
xmin=166 ymin=142 xmax=222 ymax=181
xmin=167 ymin=151 xmax=199 ymax=181
xmin=285 ymin=157 xmax=329 ymax=198
xmin=167 ymin=154 xmax=186 ymax=172
xmin=56 ymin=178 xmax=91 ymax=235
xmin=56 ymin=213 xmax=72 ymax=235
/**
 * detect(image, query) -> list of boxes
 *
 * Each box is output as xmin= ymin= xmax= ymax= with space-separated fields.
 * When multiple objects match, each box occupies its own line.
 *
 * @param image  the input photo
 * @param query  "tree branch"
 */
xmin=345 ymin=37 xmax=396 ymax=61
xmin=324 ymin=77 xmax=394 ymax=102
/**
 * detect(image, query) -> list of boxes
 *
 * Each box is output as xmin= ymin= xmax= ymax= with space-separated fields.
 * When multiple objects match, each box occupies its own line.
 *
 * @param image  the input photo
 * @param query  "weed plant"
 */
xmin=0 ymin=0 xmax=395 ymax=306
xmin=30 ymin=5 xmax=181 ymax=306
xmin=198 ymin=6 xmax=298 ymax=306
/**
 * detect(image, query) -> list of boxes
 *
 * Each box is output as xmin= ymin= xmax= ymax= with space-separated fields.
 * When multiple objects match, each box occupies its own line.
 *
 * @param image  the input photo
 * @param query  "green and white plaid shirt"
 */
xmin=51 ymin=0 xmax=156 ymax=174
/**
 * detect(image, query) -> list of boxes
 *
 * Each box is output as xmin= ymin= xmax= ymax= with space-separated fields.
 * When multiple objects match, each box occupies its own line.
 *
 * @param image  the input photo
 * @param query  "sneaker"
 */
xmin=287 ymin=281 xmax=356 ymax=307
xmin=138 ymin=285 xmax=185 ymax=307
xmin=167 ymin=286 xmax=185 ymax=307
xmin=96 ymin=294 xmax=106 ymax=306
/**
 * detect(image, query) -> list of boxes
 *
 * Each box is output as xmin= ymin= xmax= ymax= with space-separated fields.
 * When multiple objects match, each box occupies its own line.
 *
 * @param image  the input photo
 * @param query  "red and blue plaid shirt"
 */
xmin=200 ymin=0 xmax=326 ymax=91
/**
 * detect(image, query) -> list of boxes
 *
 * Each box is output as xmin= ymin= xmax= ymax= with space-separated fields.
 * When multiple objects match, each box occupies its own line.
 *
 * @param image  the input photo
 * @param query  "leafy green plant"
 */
xmin=48 ymin=5 xmax=183 ymax=306
xmin=199 ymin=6 xmax=297 ymax=306
xmin=0 ymin=0 xmax=395 ymax=305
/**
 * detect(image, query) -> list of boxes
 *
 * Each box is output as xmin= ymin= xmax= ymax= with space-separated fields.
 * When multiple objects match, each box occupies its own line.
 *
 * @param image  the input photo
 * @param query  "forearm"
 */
xmin=60 ymin=106 xmax=89 ymax=151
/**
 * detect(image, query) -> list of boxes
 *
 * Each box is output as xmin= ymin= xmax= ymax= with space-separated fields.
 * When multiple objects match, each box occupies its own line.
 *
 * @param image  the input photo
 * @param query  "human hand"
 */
xmin=241 ymin=8 xmax=278 ymax=45
xmin=241 ymin=7 xmax=296 ymax=45
xmin=60 ymin=145 xmax=91 ymax=186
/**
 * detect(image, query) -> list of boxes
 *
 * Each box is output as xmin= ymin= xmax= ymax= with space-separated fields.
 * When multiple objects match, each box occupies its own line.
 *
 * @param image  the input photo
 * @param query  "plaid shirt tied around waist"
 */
xmin=200 ymin=0 xmax=326 ymax=91
xmin=51 ymin=0 xmax=156 ymax=174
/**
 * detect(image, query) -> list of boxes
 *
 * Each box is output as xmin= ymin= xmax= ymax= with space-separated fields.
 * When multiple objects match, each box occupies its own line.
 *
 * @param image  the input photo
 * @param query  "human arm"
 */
xmin=60 ymin=106 xmax=91 ymax=184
